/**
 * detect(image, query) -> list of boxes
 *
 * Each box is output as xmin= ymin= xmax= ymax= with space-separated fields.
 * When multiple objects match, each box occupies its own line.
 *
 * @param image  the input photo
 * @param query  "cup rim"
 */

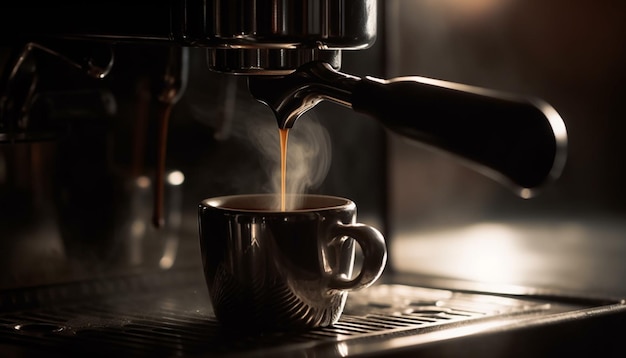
xmin=200 ymin=193 xmax=355 ymax=213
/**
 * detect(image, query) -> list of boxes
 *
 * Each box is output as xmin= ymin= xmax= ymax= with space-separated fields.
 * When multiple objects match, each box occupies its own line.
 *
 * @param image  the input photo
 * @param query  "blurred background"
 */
xmin=383 ymin=0 xmax=626 ymax=296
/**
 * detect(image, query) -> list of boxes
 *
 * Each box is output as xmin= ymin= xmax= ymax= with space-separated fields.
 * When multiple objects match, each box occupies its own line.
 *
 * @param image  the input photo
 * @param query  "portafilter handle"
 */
xmin=248 ymin=61 xmax=567 ymax=197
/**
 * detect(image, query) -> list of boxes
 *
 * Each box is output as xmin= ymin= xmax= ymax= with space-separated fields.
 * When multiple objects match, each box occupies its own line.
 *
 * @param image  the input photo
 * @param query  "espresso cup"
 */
xmin=198 ymin=194 xmax=387 ymax=331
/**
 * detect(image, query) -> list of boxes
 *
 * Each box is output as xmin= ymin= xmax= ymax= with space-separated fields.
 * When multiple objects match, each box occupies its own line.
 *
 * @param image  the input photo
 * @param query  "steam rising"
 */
xmin=246 ymin=113 xmax=332 ymax=210
xmin=187 ymin=73 xmax=331 ymax=209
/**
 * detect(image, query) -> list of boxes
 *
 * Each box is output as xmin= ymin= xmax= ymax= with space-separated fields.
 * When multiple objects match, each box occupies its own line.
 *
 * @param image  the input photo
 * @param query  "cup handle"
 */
xmin=327 ymin=222 xmax=388 ymax=291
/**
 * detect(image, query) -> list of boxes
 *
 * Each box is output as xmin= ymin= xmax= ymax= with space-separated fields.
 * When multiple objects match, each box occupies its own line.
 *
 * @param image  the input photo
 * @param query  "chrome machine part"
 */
xmin=187 ymin=0 xmax=377 ymax=74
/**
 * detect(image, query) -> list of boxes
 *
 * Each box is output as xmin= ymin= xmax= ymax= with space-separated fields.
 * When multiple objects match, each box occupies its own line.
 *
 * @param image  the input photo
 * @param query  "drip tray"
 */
xmin=1 ymin=269 xmax=625 ymax=357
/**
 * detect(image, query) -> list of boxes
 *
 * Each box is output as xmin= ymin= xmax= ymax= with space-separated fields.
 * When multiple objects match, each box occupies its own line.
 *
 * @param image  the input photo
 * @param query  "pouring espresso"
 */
xmin=249 ymin=61 xmax=567 ymax=199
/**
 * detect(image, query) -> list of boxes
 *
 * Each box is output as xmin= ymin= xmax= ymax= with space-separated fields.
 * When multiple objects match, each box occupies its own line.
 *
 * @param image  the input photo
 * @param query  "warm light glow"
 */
xmin=160 ymin=234 xmax=179 ymax=270
xmin=392 ymin=219 xmax=626 ymax=294
xmin=130 ymin=220 xmax=146 ymax=238
xmin=159 ymin=256 xmax=174 ymax=269
xmin=206 ymin=199 xmax=220 ymax=208
xmin=166 ymin=170 xmax=185 ymax=186
xmin=393 ymin=222 xmax=531 ymax=283
xmin=437 ymin=0 xmax=511 ymax=21
xmin=136 ymin=176 xmax=151 ymax=189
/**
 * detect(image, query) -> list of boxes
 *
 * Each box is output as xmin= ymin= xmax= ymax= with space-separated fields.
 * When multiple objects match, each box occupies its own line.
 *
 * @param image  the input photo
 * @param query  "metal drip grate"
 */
xmin=0 ymin=272 xmax=556 ymax=357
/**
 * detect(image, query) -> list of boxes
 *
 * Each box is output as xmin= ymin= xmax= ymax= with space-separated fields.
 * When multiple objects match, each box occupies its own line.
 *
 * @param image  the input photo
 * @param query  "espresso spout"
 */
xmin=248 ymin=62 xmax=359 ymax=129
xmin=248 ymin=61 xmax=568 ymax=197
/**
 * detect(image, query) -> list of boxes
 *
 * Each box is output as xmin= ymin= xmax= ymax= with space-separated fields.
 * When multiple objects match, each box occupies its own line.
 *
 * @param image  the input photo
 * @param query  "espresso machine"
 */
xmin=1 ymin=1 xmax=625 ymax=356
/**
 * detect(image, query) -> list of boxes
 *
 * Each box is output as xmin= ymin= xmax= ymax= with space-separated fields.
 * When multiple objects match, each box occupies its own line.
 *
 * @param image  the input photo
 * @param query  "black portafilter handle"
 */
xmin=248 ymin=61 xmax=568 ymax=198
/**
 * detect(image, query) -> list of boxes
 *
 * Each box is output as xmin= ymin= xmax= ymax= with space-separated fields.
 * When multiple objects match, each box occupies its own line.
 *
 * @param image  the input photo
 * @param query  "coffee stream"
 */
xmin=274 ymin=116 xmax=331 ymax=211
xmin=279 ymin=128 xmax=289 ymax=211
xmin=237 ymin=110 xmax=330 ymax=211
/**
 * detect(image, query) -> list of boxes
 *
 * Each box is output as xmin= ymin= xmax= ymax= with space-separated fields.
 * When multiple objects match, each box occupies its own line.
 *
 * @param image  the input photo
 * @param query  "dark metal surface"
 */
xmin=0 ymin=268 xmax=624 ymax=357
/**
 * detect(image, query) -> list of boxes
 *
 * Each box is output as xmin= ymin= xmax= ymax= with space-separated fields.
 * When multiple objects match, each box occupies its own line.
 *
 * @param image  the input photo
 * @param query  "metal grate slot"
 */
xmin=329 ymin=322 xmax=379 ymax=334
